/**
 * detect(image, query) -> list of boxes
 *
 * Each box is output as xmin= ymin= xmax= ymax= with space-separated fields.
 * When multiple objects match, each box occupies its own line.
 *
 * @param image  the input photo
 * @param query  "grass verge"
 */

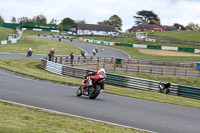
xmin=0 ymin=59 xmax=200 ymax=109
xmin=122 ymin=31 xmax=200 ymax=42
xmin=81 ymin=36 xmax=200 ymax=49
xmin=0 ymin=101 xmax=137 ymax=133
xmin=0 ymin=30 xmax=81 ymax=55
xmin=0 ymin=27 xmax=15 ymax=40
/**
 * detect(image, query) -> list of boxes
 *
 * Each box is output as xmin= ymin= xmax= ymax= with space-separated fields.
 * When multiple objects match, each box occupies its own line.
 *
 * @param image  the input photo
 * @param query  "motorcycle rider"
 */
xmin=86 ymin=68 xmax=106 ymax=86
xmin=27 ymin=48 xmax=33 ymax=57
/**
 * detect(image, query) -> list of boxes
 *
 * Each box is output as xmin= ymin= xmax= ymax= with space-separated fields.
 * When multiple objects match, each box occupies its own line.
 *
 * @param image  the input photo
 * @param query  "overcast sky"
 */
xmin=0 ymin=0 xmax=200 ymax=32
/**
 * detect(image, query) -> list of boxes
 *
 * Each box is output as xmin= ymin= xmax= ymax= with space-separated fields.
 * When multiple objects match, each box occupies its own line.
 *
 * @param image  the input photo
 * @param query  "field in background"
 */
xmin=0 ymin=30 xmax=81 ymax=55
xmin=122 ymin=31 xmax=200 ymax=42
xmin=0 ymin=27 xmax=15 ymax=40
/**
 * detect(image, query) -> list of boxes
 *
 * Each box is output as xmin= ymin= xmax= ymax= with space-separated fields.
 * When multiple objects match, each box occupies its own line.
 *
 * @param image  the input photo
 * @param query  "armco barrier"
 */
xmin=41 ymin=57 xmax=200 ymax=100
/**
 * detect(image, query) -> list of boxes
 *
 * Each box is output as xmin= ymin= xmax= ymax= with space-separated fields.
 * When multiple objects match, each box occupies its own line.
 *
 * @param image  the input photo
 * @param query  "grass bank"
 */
xmin=0 ymin=59 xmax=200 ymax=109
xmin=81 ymin=36 xmax=200 ymax=49
xmin=122 ymin=31 xmax=200 ymax=42
xmin=0 ymin=27 xmax=15 ymax=40
xmin=0 ymin=101 xmax=137 ymax=133
xmin=0 ymin=30 xmax=81 ymax=55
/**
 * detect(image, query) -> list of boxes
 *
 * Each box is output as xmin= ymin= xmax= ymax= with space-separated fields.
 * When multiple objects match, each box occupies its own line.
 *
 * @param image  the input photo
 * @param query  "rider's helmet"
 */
xmin=98 ymin=68 xmax=106 ymax=74
xmin=51 ymin=48 xmax=54 ymax=50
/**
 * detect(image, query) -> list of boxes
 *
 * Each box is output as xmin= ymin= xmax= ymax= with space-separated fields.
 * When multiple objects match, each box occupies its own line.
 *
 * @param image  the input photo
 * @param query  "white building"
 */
xmin=77 ymin=24 xmax=119 ymax=36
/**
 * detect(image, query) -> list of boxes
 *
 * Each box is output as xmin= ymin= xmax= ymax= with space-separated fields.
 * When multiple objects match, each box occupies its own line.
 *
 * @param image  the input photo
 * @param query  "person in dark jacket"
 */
xmin=70 ymin=52 xmax=74 ymax=67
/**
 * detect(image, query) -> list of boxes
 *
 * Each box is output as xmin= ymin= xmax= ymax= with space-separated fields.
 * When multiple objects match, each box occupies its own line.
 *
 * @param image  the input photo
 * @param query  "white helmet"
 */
xmin=99 ymin=68 xmax=105 ymax=74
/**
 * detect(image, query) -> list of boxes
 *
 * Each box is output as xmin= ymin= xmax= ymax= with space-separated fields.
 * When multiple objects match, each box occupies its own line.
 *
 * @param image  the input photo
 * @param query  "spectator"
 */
xmin=81 ymin=50 xmax=86 ymax=57
xmin=70 ymin=52 xmax=74 ymax=67
xmin=38 ymin=34 xmax=40 ymax=37
xmin=59 ymin=37 xmax=61 ymax=42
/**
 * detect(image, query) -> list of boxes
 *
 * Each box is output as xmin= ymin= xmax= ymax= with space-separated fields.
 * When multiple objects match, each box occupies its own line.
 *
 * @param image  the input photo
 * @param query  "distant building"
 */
xmin=128 ymin=24 xmax=177 ymax=33
xmin=77 ymin=24 xmax=119 ymax=36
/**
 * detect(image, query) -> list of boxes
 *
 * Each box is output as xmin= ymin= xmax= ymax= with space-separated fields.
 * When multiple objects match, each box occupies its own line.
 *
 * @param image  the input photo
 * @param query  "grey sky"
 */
xmin=0 ymin=0 xmax=200 ymax=31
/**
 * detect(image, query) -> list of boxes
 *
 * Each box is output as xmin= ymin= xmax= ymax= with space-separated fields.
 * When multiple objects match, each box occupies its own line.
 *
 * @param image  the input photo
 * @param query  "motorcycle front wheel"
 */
xmin=76 ymin=86 xmax=82 ymax=97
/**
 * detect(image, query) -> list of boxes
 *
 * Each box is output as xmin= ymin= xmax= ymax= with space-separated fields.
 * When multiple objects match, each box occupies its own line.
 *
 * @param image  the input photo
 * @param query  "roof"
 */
xmin=77 ymin=24 xmax=118 ymax=32
xmin=137 ymin=24 xmax=156 ymax=29
xmin=162 ymin=25 xmax=177 ymax=31
xmin=129 ymin=24 xmax=178 ymax=31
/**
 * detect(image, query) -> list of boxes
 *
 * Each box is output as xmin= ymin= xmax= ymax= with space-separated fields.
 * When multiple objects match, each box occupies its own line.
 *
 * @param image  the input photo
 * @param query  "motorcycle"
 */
xmin=27 ymin=51 xmax=32 ymax=58
xmin=158 ymin=82 xmax=171 ymax=94
xmin=76 ymin=73 xmax=106 ymax=99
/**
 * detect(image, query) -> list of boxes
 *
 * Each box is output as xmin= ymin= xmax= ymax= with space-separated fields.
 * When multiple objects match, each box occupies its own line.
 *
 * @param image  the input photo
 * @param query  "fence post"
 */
xmin=150 ymin=67 xmax=152 ymax=74
xmin=174 ymin=68 xmax=176 ymax=76
xmin=126 ymin=65 xmax=128 ymax=73
xmin=97 ymin=63 xmax=99 ymax=70
xmin=138 ymin=66 xmax=141 ymax=74
xmin=60 ymin=57 xmax=62 ymax=64
xmin=114 ymin=64 xmax=116 ymax=71
xmin=162 ymin=67 xmax=165 ymax=76
xmin=55 ymin=57 xmax=57 ymax=63
xmin=103 ymin=64 xmax=105 ymax=69
xmin=185 ymin=69 xmax=188 ymax=77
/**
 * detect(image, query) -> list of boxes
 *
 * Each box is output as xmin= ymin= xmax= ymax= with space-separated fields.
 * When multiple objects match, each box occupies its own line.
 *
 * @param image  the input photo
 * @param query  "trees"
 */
xmin=61 ymin=17 xmax=76 ymax=28
xmin=49 ymin=18 xmax=57 ymax=25
xmin=108 ymin=14 xmax=122 ymax=31
xmin=32 ymin=14 xmax=47 ymax=24
xmin=0 ymin=15 xmax=5 ymax=23
xmin=57 ymin=24 xmax=63 ymax=32
xmin=11 ymin=16 xmax=17 ymax=23
xmin=17 ymin=16 xmax=32 ymax=24
xmin=185 ymin=23 xmax=200 ymax=31
xmin=98 ymin=20 xmax=110 ymax=26
xmin=134 ymin=10 xmax=160 ymax=25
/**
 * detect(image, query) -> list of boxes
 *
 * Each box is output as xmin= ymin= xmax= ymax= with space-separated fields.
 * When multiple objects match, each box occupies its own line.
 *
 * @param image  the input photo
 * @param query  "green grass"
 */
xmin=0 ymin=101 xmax=138 ymax=133
xmin=0 ymin=30 xmax=81 ymax=55
xmin=81 ymin=36 xmax=200 ymax=49
xmin=0 ymin=27 xmax=15 ymax=40
xmin=0 ymin=59 xmax=200 ymax=109
xmin=111 ymin=46 xmax=200 ymax=61
xmin=78 ymin=38 xmax=200 ymax=61
xmin=122 ymin=31 xmax=200 ymax=42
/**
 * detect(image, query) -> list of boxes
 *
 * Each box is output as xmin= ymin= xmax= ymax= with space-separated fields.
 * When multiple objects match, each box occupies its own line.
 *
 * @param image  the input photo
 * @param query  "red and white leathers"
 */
xmin=86 ymin=68 xmax=106 ymax=86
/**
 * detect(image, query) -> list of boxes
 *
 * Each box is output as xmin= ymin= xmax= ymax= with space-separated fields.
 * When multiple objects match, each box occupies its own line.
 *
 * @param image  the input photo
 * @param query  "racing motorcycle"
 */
xmin=27 ymin=51 xmax=32 ymax=58
xmin=76 ymin=73 xmax=106 ymax=99
xmin=158 ymin=82 xmax=171 ymax=94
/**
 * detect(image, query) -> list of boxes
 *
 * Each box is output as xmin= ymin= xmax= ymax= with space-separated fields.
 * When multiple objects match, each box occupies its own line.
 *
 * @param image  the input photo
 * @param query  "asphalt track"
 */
xmin=0 ymin=36 xmax=200 ymax=133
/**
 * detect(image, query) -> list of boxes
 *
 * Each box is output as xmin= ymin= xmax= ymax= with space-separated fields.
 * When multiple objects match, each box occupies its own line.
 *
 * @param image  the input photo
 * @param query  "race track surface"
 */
xmin=0 ymin=35 xmax=200 ymax=133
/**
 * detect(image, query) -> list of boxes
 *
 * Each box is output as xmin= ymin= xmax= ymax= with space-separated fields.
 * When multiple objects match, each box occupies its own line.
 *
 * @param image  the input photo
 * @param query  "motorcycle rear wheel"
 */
xmin=89 ymin=85 xmax=101 ymax=99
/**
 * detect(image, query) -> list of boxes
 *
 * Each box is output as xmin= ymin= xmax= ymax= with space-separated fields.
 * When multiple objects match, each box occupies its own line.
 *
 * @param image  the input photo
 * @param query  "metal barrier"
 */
xmin=41 ymin=57 xmax=200 ymax=100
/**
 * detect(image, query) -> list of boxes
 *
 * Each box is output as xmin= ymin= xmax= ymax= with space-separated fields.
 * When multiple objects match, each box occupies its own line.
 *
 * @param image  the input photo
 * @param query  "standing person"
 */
xmin=81 ymin=50 xmax=86 ymax=57
xmin=48 ymin=48 xmax=55 ymax=61
xmin=59 ymin=37 xmax=61 ymax=42
xmin=70 ymin=52 xmax=74 ymax=67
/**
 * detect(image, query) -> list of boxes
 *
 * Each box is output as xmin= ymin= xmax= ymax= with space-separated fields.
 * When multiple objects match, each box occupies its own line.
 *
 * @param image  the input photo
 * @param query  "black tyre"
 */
xmin=76 ymin=86 xmax=82 ymax=97
xmin=89 ymin=85 xmax=101 ymax=99
xmin=163 ymin=88 xmax=170 ymax=94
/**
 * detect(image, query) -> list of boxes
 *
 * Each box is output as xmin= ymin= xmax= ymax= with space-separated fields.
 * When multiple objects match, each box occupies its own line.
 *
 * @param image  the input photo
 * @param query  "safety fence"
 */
xmin=46 ymin=56 xmax=197 ymax=69
xmin=41 ymin=57 xmax=200 ymax=100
